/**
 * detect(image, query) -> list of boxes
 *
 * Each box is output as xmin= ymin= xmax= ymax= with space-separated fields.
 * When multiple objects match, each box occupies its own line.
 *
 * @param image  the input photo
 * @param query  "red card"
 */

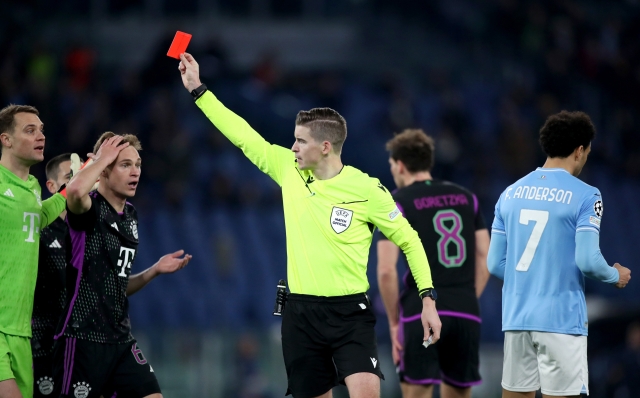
xmin=167 ymin=31 xmax=192 ymax=59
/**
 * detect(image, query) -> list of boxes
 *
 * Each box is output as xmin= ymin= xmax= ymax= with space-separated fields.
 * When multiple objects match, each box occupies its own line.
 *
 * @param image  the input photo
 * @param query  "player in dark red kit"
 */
xmin=377 ymin=129 xmax=490 ymax=398
xmin=52 ymin=132 xmax=192 ymax=398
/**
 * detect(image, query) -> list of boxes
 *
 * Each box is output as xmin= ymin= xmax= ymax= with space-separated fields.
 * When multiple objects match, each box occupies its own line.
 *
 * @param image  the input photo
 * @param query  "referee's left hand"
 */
xmin=154 ymin=250 xmax=192 ymax=274
xmin=421 ymin=298 xmax=442 ymax=344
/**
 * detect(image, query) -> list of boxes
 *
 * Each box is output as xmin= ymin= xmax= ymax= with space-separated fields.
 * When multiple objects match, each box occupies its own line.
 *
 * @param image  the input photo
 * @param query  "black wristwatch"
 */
xmin=190 ymin=83 xmax=208 ymax=100
xmin=419 ymin=288 xmax=437 ymax=301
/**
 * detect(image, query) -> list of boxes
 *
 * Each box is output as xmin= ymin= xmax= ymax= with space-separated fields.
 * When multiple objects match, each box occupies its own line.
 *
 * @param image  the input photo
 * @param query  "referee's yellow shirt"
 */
xmin=197 ymin=91 xmax=434 ymax=296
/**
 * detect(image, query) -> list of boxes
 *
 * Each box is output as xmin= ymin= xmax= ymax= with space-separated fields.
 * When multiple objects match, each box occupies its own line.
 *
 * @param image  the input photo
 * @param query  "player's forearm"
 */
xmin=377 ymin=240 xmax=401 ymax=325
xmin=378 ymin=266 xmax=400 ymax=326
xmin=66 ymin=158 xmax=109 ymax=209
xmin=40 ymin=193 xmax=66 ymax=228
xmin=475 ymin=256 xmax=490 ymax=298
xmin=487 ymin=232 xmax=507 ymax=280
xmin=474 ymin=229 xmax=491 ymax=297
xmin=390 ymin=225 xmax=434 ymax=293
xmin=575 ymin=231 xmax=619 ymax=283
xmin=126 ymin=266 xmax=159 ymax=296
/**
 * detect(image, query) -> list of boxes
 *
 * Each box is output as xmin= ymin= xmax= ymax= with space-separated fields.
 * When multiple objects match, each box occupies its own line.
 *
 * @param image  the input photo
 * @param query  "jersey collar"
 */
xmin=536 ymin=167 xmax=570 ymax=175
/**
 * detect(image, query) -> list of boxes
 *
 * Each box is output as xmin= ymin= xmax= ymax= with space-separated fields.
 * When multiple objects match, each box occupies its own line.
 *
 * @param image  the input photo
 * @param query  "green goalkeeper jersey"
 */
xmin=196 ymin=91 xmax=434 ymax=296
xmin=0 ymin=164 xmax=66 ymax=337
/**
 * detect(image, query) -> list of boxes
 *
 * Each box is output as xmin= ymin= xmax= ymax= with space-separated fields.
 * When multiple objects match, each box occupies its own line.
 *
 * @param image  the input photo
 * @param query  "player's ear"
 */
xmin=397 ymin=159 xmax=406 ymax=174
xmin=45 ymin=180 xmax=56 ymax=195
xmin=0 ymin=132 xmax=11 ymax=148
xmin=323 ymin=141 xmax=332 ymax=155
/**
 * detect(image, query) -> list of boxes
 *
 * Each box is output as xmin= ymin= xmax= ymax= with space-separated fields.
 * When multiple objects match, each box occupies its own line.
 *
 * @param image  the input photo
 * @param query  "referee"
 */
xmin=178 ymin=53 xmax=441 ymax=398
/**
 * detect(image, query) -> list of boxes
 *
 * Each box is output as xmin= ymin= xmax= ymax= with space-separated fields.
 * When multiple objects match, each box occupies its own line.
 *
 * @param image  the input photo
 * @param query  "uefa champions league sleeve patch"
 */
xmin=593 ymin=200 xmax=603 ymax=218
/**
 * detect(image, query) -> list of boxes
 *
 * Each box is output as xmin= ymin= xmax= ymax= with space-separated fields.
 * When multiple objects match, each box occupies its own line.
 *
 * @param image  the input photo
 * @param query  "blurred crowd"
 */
xmin=2 ymin=1 xmax=639 ymax=396
xmin=1 ymin=0 xmax=639 ymax=213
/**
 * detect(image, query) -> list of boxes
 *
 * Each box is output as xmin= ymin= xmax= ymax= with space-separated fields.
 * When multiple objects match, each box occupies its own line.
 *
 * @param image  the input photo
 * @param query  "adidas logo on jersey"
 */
xmin=4 ymin=188 xmax=14 ymax=197
xmin=49 ymin=239 xmax=62 ymax=249
xmin=111 ymin=222 xmax=119 ymax=231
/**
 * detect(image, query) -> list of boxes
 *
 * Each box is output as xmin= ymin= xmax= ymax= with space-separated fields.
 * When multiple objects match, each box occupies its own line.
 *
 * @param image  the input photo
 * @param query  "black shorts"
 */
xmin=34 ymin=354 xmax=56 ymax=397
xmin=52 ymin=337 xmax=160 ymax=398
xmin=398 ymin=292 xmax=481 ymax=388
xmin=281 ymin=293 xmax=384 ymax=398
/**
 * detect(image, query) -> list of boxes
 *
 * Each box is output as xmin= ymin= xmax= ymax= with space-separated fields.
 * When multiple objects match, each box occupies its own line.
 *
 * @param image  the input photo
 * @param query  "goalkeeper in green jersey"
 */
xmin=0 ymin=105 xmax=66 ymax=398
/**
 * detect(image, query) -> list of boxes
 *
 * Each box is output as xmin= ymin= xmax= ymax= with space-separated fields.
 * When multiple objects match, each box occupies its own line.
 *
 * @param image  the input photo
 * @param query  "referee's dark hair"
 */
xmin=386 ymin=129 xmax=435 ymax=173
xmin=539 ymin=111 xmax=595 ymax=158
xmin=296 ymin=108 xmax=347 ymax=154
xmin=46 ymin=153 xmax=72 ymax=181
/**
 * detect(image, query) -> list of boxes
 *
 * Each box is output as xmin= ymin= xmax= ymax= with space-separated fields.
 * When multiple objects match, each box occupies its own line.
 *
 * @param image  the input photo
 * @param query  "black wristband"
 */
xmin=419 ymin=288 xmax=437 ymax=301
xmin=191 ymin=83 xmax=208 ymax=100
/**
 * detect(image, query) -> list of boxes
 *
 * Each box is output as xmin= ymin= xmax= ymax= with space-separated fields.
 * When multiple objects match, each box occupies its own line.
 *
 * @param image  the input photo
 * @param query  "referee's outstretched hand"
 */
xmin=179 ymin=53 xmax=202 ymax=92
xmin=154 ymin=250 xmax=192 ymax=274
xmin=421 ymin=298 xmax=442 ymax=344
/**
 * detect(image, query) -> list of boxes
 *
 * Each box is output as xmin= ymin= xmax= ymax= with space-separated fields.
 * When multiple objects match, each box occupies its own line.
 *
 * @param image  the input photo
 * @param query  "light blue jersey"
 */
xmin=491 ymin=168 xmax=604 ymax=335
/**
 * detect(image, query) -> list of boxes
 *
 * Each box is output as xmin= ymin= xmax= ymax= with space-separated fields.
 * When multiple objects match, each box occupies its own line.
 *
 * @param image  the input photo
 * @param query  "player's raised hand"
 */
xmin=154 ymin=250 xmax=192 ymax=274
xmin=421 ymin=298 xmax=442 ymax=345
xmin=614 ymin=263 xmax=631 ymax=288
xmin=179 ymin=52 xmax=202 ymax=92
xmin=91 ymin=135 xmax=129 ymax=165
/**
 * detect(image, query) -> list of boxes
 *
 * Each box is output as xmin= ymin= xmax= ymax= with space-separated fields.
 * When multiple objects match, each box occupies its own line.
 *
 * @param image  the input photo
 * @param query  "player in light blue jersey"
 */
xmin=488 ymin=111 xmax=631 ymax=398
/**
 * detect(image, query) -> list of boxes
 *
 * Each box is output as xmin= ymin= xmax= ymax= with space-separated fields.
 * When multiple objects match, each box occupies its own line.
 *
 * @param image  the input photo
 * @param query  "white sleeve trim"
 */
xmin=491 ymin=229 xmax=506 ymax=235
xmin=577 ymin=227 xmax=599 ymax=234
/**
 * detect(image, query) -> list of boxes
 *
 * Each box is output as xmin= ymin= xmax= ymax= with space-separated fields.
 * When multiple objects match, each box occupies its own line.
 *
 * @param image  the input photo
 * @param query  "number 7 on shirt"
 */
xmin=515 ymin=209 xmax=549 ymax=272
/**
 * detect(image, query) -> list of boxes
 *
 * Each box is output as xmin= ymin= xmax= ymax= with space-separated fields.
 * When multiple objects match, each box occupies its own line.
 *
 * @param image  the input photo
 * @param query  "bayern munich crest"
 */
xmin=37 ymin=377 xmax=54 ymax=395
xmin=73 ymin=382 xmax=92 ymax=398
xmin=131 ymin=220 xmax=139 ymax=239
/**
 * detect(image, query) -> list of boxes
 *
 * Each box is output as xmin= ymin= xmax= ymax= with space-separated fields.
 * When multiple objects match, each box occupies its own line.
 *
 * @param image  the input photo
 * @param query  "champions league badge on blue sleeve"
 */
xmin=593 ymin=200 xmax=603 ymax=218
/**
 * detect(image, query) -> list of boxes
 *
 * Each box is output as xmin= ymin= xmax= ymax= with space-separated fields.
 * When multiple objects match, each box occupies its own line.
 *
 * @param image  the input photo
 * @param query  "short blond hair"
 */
xmin=93 ymin=131 xmax=142 ymax=154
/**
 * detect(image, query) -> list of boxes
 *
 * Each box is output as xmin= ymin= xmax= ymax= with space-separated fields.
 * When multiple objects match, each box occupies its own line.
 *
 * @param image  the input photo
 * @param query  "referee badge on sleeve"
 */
xmin=331 ymin=207 xmax=353 ymax=234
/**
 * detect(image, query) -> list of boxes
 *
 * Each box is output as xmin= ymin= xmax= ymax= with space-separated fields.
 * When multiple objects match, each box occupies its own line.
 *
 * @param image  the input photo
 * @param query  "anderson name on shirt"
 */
xmin=504 ymin=185 xmax=573 ymax=205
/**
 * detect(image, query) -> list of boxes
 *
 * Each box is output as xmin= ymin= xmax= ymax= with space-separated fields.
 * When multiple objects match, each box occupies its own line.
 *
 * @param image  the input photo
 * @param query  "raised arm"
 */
xmin=127 ymin=250 xmax=192 ymax=296
xmin=178 ymin=53 xmax=289 ymax=185
xmin=66 ymin=136 xmax=128 ymax=214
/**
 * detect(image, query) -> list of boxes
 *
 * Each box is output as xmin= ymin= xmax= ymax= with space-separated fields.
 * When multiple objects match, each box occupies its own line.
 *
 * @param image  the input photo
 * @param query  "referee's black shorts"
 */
xmin=281 ymin=293 xmax=384 ymax=398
